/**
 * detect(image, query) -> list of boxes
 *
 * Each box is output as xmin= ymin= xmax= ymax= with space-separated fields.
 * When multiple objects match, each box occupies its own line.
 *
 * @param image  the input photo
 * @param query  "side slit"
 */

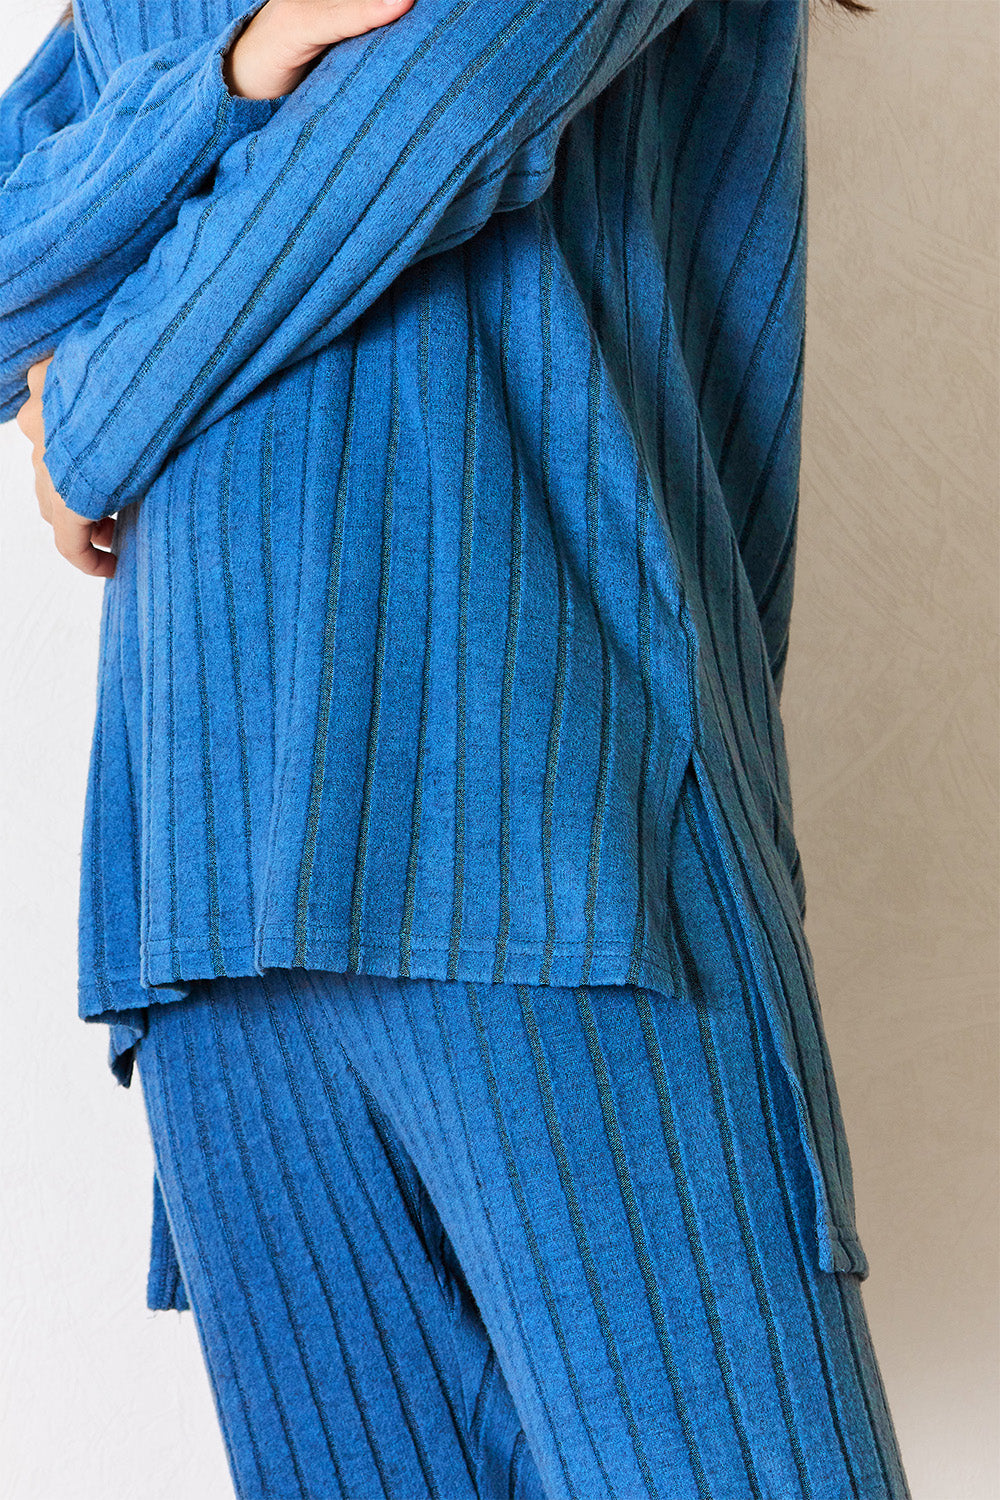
xmin=683 ymin=741 xmax=869 ymax=1279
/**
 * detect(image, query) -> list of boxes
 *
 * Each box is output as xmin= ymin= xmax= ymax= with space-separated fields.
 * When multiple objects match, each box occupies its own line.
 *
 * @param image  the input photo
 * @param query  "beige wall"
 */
xmin=791 ymin=1 xmax=998 ymax=1493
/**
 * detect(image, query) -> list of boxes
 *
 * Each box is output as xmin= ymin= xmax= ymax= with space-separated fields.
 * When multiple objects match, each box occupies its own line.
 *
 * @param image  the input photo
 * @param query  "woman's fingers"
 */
xmin=272 ymin=0 xmax=416 ymax=47
xmin=226 ymin=0 xmax=415 ymax=98
xmin=313 ymin=0 xmax=416 ymax=44
xmin=16 ymin=365 xmax=116 ymax=576
xmin=49 ymin=484 xmax=116 ymax=578
xmin=91 ymin=515 xmax=117 ymax=551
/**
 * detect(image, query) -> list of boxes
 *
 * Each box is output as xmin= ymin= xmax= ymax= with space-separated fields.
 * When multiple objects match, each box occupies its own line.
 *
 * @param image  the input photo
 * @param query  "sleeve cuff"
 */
xmin=40 ymin=420 xmax=114 ymax=521
xmin=211 ymin=2 xmax=293 ymax=125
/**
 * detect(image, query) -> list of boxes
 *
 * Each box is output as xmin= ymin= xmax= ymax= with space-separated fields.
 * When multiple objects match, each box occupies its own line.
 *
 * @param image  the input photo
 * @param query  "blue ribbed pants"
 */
xmin=134 ymin=963 xmax=911 ymax=1500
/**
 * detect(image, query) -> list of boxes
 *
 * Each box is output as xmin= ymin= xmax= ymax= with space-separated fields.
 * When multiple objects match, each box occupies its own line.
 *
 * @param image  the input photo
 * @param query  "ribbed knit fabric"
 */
xmin=1 ymin=1 xmax=871 ymax=1281
xmin=135 ymin=966 xmax=911 ymax=1497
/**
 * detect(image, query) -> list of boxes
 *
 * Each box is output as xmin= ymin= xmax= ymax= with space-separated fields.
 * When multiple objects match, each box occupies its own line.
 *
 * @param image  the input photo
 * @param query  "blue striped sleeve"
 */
xmin=0 ymin=3 xmax=282 ymax=421
xmin=40 ymin=0 xmax=691 ymax=521
xmin=0 ymin=15 xmax=83 ymax=176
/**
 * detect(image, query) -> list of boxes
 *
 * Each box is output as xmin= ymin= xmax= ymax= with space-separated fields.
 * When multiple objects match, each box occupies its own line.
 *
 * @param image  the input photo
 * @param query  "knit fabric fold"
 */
xmin=1 ymin=0 xmax=871 ymax=1282
xmin=0 ymin=2 xmax=280 ymax=419
xmin=39 ymin=0 xmax=697 ymax=519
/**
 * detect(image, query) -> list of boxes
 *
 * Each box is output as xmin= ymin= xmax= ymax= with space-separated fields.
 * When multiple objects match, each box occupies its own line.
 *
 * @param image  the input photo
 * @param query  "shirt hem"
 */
xmin=81 ymin=927 xmax=690 ymax=1029
xmin=79 ymin=923 xmax=870 ymax=1294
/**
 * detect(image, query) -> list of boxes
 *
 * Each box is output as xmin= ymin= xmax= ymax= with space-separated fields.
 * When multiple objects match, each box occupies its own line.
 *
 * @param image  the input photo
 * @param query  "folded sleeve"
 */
xmin=0 ymin=14 xmax=83 ymax=174
xmin=39 ymin=0 xmax=691 ymax=521
xmin=0 ymin=2 xmax=284 ymax=422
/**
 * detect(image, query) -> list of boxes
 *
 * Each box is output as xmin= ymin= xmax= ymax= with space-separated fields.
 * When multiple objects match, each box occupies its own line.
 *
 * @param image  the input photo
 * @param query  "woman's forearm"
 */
xmin=0 ymin=0 xmax=412 ymax=418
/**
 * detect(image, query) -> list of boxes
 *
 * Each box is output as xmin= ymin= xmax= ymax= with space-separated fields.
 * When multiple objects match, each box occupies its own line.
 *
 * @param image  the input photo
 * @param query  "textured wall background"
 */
xmin=793 ymin=3 xmax=998 ymax=1493
xmin=1 ymin=1 xmax=996 ymax=1495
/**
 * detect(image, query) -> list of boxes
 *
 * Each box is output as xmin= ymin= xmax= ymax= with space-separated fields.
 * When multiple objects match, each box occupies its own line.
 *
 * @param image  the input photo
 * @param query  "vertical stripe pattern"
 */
xmin=135 ymin=946 xmax=912 ymax=1497
xmin=1 ymin=1 xmax=877 ymax=1300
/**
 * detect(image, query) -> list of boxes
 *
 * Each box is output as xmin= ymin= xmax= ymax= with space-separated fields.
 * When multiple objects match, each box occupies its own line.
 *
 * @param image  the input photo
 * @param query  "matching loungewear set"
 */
xmin=0 ymin=0 xmax=913 ymax=1493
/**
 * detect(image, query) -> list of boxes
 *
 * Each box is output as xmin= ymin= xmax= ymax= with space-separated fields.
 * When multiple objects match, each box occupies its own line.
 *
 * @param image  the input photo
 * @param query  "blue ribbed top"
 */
xmin=3 ymin=0 xmax=872 ymax=1282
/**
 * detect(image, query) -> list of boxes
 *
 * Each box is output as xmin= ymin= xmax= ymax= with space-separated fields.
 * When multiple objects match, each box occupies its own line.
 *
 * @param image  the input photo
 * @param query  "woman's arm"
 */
xmin=0 ymin=2 xmax=415 ymax=420
xmin=0 ymin=1 xmax=412 ymax=420
xmin=0 ymin=3 xmax=289 ymax=420
xmin=8 ymin=2 xmax=414 ymax=580
xmin=0 ymin=12 xmax=83 ymax=177
xmin=39 ymin=0 xmax=692 ymax=522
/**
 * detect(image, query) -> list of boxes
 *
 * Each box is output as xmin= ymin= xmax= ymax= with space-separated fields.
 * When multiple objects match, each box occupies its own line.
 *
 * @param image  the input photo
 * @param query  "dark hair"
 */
xmin=821 ymin=0 xmax=876 ymax=14
xmin=57 ymin=0 xmax=874 ymax=27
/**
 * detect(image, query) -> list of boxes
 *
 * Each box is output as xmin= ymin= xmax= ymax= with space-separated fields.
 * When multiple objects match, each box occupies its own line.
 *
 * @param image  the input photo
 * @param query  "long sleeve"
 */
xmin=0 ymin=15 xmax=83 ymax=175
xmin=40 ymin=0 xmax=691 ymax=522
xmin=0 ymin=3 xmax=282 ymax=421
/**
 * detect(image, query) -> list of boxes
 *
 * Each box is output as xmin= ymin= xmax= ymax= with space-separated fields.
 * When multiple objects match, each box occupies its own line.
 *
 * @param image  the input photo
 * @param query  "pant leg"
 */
xmin=310 ymin=965 xmax=912 ymax=1500
xmin=135 ymin=971 xmax=546 ymax=1500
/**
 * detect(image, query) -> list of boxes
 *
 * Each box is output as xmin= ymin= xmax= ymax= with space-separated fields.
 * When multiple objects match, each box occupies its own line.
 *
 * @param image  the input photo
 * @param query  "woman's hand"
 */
xmin=15 ymin=356 xmax=117 ymax=578
xmin=223 ymin=0 xmax=416 ymax=100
